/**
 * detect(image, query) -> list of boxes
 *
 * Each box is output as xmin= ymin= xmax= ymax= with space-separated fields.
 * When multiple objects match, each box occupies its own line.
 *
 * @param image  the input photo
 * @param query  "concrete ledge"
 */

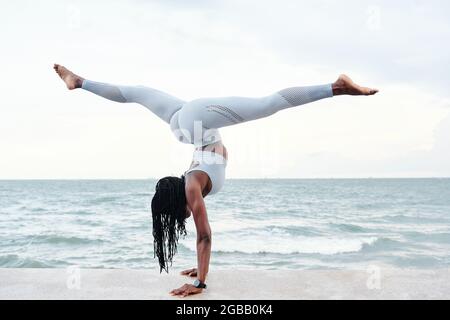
xmin=0 ymin=268 xmax=449 ymax=300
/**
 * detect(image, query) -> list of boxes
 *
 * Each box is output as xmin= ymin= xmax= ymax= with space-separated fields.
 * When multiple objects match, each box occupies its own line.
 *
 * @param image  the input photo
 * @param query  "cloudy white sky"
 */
xmin=1 ymin=0 xmax=449 ymax=179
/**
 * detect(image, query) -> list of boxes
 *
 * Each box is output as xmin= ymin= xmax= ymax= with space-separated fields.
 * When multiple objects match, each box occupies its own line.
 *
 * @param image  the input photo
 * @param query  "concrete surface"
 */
xmin=0 ymin=268 xmax=449 ymax=300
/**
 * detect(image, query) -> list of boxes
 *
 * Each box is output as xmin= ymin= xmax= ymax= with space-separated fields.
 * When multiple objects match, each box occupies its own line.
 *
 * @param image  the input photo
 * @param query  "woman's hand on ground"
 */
xmin=170 ymin=284 xmax=203 ymax=297
xmin=180 ymin=268 xmax=197 ymax=277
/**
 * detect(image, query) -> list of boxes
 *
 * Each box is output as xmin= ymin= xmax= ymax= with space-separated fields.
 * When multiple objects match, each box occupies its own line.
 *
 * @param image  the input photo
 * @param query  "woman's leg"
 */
xmin=81 ymin=80 xmax=185 ymax=124
xmin=177 ymin=75 xmax=378 ymax=146
xmin=54 ymin=64 xmax=185 ymax=124
xmin=177 ymin=84 xmax=332 ymax=138
xmin=174 ymin=83 xmax=333 ymax=146
xmin=179 ymin=84 xmax=333 ymax=130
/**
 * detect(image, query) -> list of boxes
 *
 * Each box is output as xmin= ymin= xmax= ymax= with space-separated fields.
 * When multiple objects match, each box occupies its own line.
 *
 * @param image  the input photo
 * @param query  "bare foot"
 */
xmin=332 ymin=74 xmax=379 ymax=96
xmin=180 ymin=268 xmax=197 ymax=277
xmin=53 ymin=64 xmax=84 ymax=90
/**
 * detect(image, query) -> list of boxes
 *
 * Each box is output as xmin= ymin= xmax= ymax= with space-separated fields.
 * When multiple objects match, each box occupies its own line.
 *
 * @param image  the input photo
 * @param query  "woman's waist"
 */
xmin=196 ymin=141 xmax=228 ymax=160
xmin=191 ymin=149 xmax=228 ymax=167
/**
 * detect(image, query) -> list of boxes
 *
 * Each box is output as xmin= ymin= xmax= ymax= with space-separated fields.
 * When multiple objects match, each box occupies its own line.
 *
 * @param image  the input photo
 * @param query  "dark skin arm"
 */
xmin=170 ymin=177 xmax=211 ymax=297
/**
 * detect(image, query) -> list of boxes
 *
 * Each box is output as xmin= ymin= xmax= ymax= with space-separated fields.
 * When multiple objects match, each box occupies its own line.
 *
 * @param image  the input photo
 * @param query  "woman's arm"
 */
xmin=191 ymin=195 xmax=211 ymax=283
xmin=170 ymin=179 xmax=211 ymax=297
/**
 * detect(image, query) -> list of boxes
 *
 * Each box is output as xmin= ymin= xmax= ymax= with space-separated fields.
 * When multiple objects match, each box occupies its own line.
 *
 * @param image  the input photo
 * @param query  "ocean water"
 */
xmin=0 ymin=179 xmax=449 ymax=271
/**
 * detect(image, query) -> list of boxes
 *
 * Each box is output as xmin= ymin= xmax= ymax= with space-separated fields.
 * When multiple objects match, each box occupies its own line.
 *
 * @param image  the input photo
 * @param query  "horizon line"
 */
xmin=0 ymin=177 xmax=449 ymax=181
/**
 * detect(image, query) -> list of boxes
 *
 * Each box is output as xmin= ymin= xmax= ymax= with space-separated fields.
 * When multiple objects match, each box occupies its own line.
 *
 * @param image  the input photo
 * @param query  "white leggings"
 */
xmin=82 ymin=80 xmax=333 ymax=146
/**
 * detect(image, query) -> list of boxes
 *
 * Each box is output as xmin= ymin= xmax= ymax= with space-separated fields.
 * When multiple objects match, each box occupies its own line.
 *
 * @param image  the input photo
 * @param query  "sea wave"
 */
xmin=0 ymin=254 xmax=62 ymax=268
xmin=382 ymin=214 xmax=446 ymax=224
xmin=29 ymin=234 xmax=108 ymax=245
xmin=180 ymin=235 xmax=378 ymax=255
xmin=86 ymin=196 xmax=121 ymax=204
xmin=360 ymin=237 xmax=406 ymax=252
xmin=60 ymin=209 xmax=96 ymax=216
xmin=402 ymin=231 xmax=450 ymax=244
xmin=329 ymin=223 xmax=369 ymax=233
xmin=204 ymin=219 xmax=322 ymax=234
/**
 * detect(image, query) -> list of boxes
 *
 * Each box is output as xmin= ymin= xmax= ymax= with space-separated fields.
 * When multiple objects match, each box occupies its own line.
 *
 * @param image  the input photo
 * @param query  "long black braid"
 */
xmin=151 ymin=175 xmax=187 ymax=273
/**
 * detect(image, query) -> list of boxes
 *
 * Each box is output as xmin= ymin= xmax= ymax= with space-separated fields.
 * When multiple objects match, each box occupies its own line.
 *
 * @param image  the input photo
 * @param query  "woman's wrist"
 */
xmin=197 ymin=274 xmax=206 ymax=282
xmin=193 ymin=279 xmax=207 ymax=289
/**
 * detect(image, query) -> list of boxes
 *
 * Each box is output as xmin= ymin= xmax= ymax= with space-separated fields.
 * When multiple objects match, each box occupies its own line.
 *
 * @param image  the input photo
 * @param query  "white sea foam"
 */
xmin=181 ymin=234 xmax=379 ymax=255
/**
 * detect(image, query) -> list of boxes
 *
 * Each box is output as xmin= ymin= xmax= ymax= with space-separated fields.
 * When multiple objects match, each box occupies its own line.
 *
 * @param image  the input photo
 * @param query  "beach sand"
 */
xmin=0 ymin=268 xmax=449 ymax=300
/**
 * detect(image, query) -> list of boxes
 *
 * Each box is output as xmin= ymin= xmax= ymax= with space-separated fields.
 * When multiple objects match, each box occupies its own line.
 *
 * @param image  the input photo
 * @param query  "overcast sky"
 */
xmin=1 ymin=0 xmax=449 ymax=179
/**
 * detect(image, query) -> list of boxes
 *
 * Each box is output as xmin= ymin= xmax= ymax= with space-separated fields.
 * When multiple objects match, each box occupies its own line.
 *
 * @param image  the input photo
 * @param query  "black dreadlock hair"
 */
xmin=151 ymin=175 xmax=187 ymax=273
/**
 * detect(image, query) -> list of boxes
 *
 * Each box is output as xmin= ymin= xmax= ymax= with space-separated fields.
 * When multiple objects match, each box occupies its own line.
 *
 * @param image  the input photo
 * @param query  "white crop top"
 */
xmin=185 ymin=150 xmax=227 ymax=195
